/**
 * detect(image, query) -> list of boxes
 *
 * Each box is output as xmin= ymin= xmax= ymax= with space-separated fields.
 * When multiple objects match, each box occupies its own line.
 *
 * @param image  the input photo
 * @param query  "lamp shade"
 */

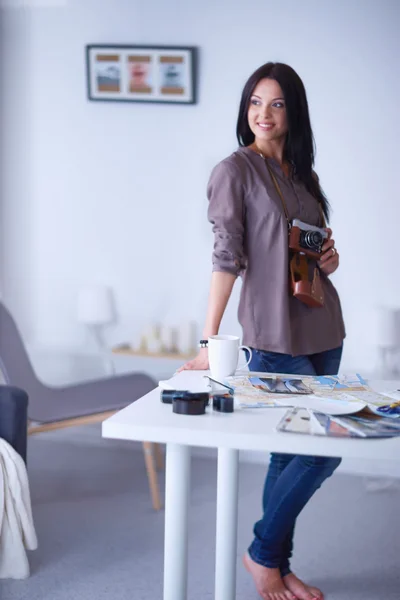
xmin=77 ymin=284 xmax=116 ymax=326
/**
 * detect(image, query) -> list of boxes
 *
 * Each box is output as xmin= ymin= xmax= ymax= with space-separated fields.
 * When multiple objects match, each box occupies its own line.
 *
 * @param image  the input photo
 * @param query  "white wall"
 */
xmin=0 ymin=10 xmax=36 ymax=336
xmin=1 ymin=0 xmax=400 ymax=372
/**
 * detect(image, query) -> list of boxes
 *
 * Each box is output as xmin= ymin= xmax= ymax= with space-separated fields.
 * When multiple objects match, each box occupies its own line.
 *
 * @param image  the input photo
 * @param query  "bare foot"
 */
xmin=283 ymin=572 xmax=323 ymax=600
xmin=243 ymin=553 xmax=298 ymax=600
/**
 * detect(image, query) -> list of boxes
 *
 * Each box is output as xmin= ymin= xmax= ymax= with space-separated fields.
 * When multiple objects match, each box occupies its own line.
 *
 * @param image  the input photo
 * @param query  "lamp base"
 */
xmin=87 ymin=324 xmax=115 ymax=376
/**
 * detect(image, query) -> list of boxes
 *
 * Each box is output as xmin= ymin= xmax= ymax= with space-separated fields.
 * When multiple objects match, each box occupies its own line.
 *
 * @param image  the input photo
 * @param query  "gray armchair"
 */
xmin=0 ymin=301 xmax=163 ymax=510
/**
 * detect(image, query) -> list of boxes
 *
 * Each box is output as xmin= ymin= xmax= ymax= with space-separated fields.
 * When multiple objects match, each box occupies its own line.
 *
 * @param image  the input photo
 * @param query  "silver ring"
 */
xmin=332 ymin=247 xmax=336 ymax=256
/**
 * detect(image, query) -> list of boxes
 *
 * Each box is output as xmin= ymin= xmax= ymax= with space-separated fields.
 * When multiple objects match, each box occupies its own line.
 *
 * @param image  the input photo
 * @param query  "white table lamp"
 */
xmin=77 ymin=284 xmax=116 ymax=374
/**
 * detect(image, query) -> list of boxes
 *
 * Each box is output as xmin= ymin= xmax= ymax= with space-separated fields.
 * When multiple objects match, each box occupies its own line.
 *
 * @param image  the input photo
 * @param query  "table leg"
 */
xmin=163 ymin=443 xmax=191 ymax=600
xmin=215 ymin=448 xmax=239 ymax=600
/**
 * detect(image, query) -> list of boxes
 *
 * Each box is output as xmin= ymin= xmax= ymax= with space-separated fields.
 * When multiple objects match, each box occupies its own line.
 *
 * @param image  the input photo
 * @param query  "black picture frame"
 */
xmin=85 ymin=44 xmax=198 ymax=105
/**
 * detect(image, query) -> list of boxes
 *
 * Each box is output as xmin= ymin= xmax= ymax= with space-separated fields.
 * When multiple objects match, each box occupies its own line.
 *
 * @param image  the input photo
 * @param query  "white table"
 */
xmin=102 ymin=370 xmax=400 ymax=600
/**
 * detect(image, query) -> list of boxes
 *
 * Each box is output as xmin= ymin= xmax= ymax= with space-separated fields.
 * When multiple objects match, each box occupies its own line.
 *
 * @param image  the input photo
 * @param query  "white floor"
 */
xmin=1 ymin=426 xmax=399 ymax=600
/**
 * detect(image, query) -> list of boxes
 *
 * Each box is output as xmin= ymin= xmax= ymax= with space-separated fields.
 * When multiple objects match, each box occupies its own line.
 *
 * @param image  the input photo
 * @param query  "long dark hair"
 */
xmin=236 ymin=62 xmax=330 ymax=221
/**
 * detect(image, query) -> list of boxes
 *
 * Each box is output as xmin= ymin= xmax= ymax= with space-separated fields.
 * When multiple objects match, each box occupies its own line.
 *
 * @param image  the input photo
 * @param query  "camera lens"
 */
xmin=172 ymin=397 xmax=207 ymax=415
xmin=304 ymin=230 xmax=323 ymax=250
xmin=213 ymin=394 xmax=234 ymax=413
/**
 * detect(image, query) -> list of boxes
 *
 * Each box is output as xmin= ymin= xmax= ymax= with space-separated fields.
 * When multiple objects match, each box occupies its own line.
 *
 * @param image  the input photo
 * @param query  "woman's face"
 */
xmin=247 ymin=78 xmax=288 ymax=145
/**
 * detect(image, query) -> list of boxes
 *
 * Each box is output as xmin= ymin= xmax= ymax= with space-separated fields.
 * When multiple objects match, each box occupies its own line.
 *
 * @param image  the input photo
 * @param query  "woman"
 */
xmin=179 ymin=62 xmax=345 ymax=600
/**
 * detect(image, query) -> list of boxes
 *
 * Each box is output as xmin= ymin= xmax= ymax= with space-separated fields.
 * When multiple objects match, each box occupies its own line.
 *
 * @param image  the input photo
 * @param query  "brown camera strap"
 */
xmin=265 ymin=162 xmax=291 ymax=226
xmin=264 ymin=160 xmax=326 ymax=228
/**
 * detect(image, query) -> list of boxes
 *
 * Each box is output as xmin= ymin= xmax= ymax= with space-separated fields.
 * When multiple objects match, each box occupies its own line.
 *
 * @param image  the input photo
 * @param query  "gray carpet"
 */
xmin=1 ymin=427 xmax=399 ymax=600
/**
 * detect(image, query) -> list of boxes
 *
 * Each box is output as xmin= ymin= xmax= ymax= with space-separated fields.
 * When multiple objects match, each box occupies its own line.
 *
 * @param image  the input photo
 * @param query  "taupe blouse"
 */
xmin=207 ymin=146 xmax=345 ymax=356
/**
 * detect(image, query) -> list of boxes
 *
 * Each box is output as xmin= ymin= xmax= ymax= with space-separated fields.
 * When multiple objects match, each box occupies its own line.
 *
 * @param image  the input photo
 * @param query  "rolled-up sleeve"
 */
xmin=207 ymin=160 xmax=247 ymax=276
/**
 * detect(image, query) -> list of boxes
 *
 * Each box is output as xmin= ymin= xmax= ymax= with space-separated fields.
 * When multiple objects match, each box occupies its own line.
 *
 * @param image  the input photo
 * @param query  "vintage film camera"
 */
xmin=161 ymin=389 xmax=209 ymax=415
xmin=289 ymin=219 xmax=328 ymax=260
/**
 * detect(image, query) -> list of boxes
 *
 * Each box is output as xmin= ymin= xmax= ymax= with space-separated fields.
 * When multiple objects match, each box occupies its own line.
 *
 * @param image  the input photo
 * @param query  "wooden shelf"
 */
xmin=111 ymin=348 xmax=196 ymax=360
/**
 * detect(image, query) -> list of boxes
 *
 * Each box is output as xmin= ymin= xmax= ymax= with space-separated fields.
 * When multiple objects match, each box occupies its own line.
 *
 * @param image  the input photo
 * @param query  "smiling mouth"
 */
xmin=257 ymin=123 xmax=274 ymax=130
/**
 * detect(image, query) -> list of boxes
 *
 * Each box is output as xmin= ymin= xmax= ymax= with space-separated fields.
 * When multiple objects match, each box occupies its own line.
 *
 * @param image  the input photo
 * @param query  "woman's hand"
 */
xmin=318 ymin=228 xmax=339 ymax=276
xmin=177 ymin=348 xmax=210 ymax=372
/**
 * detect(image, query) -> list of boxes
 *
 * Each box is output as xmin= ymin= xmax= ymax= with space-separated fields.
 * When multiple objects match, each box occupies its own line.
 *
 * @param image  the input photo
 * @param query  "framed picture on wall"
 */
xmin=85 ymin=45 xmax=197 ymax=104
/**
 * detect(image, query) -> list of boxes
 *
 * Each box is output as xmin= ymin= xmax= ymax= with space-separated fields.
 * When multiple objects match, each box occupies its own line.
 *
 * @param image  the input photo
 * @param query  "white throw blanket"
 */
xmin=0 ymin=438 xmax=38 ymax=579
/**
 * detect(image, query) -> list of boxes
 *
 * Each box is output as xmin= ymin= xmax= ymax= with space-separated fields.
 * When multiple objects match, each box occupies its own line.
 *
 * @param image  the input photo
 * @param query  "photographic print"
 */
xmin=128 ymin=54 xmax=153 ymax=93
xmin=86 ymin=45 xmax=197 ymax=104
xmin=94 ymin=54 xmax=121 ymax=92
xmin=159 ymin=55 xmax=185 ymax=95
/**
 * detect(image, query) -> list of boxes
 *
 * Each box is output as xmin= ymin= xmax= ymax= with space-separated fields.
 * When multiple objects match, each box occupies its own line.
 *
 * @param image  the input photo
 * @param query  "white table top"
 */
xmin=102 ymin=371 xmax=400 ymax=462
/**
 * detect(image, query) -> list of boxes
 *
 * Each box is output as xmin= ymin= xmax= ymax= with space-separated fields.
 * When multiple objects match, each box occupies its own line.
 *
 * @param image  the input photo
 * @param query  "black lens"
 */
xmin=172 ymin=397 xmax=206 ymax=415
xmin=213 ymin=394 xmax=234 ymax=413
xmin=304 ymin=230 xmax=323 ymax=249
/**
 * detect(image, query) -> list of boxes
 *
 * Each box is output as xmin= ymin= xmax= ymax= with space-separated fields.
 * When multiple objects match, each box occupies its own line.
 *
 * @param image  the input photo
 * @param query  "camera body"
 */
xmin=289 ymin=219 xmax=328 ymax=259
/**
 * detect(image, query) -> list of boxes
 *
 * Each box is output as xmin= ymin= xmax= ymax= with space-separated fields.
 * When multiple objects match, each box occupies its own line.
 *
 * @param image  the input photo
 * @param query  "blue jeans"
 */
xmin=246 ymin=345 xmax=343 ymax=575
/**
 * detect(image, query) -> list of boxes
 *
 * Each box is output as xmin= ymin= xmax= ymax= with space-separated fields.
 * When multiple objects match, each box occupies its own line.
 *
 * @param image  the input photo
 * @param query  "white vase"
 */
xmin=375 ymin=307 xmax=400 ymax=376
xmin=160 ymin=324 xmax=178 ymax=353
xmin=177 ymin=321 xmax=197 ymax=355
xmin=146 ymin=336 xmax=163 ymax=354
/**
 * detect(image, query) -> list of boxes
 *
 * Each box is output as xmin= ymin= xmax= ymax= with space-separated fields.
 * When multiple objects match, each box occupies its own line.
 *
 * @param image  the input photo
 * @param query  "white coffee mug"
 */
xmin=208 ymin=335 xmax=252 ymax=380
